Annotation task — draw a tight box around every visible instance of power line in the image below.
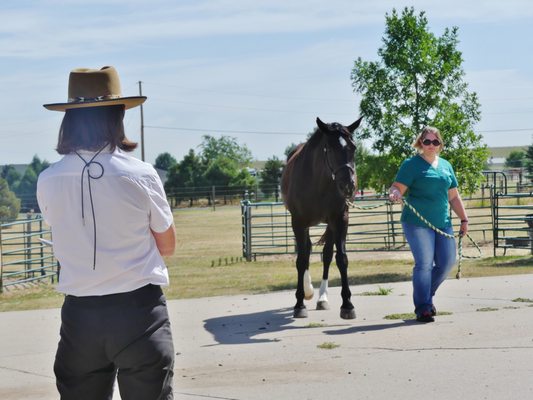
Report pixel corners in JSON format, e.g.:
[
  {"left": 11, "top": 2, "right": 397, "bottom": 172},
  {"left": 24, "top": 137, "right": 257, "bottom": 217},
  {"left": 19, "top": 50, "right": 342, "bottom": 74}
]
[
  {"left": 1, "top": 126, "right": 531, "bottom": 142},
  {"left": 144, "top": 125, "right": 307, "bottom": 136},
  {"left": 143, "top": 81, "right": 356, "bottom": 104},
  {"left": 147, "top": 97, "right": 351, "bottom": 117},
  {"left": 144, "top": 125, "right": 533, "bottom": 137},
  {"left": 477, "top": 128, "right": 533, "bottom": 133}
]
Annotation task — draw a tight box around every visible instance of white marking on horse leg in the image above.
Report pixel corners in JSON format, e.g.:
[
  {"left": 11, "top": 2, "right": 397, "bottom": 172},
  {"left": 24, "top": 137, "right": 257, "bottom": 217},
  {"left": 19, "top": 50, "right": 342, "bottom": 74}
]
[
  {"left": 318, "top": 279, "right": 329, "bottom": 303},
  {"left": 303, "top": 269, "right": 314, "bottom": 300}
]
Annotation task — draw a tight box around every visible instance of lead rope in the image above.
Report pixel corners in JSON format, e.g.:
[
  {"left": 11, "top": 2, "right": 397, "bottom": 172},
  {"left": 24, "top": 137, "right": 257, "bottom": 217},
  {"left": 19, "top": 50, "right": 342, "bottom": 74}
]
[
  {"left": 347, "top": 198, "right": 482, "bottom": 279},
  {"left": 74, "top": 145, "right": 107, "bottom": 270},
  {"left": 400, "top": 199, "right": 482, "bottom": 279}
]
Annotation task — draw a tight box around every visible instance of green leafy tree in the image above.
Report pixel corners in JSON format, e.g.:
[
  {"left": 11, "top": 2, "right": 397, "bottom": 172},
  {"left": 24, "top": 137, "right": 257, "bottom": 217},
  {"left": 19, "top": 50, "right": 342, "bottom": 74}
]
[
  {"left": 154, "top": 152, "right": 177, "bottom": 171},
  {"left": 260, "top": 156, "right": 284, "bottom": 198},
  {"left": 284, "top": 143, "right": 298, "bottom": 159},
  {"left": 1, "top": 165, "right": 21, "bottom": 191},
  {"left": 504, "top": 150, "right": 525, "bottom": 168},
  {"left": 352, "top": 140, "right": 375, "bottom": 193},
  {"left": 6, "top": 155, "right": 50, "bottom": 210},
  {"left": 29, "top": 155, "right": 50, "bottom": 175},
  {"left": 165, "top": 149, "right": 205, "bottom": 193},
  {"left": 204, "top": 157, "right": 238, "bottom": 187},
  {"left": 198, "top": 135, "right": 256, "bottom": 188},
  {"left": 164, "top": 149, "right": 207, "bottom": 206},
  {"left": 200, "top": 135, "right": 252, "bottom": 167},
  {"left": 351, "top": 7, "right": 489, "bottom": 194},
  {"left": 230, "top": 168, "right": 256, "bottom": 187},
  {"left": 164, "top": 136, "right": 257, "bottom": 206},
  {"left": 0, "top": 177, "right": 20, "bottom": 223}
]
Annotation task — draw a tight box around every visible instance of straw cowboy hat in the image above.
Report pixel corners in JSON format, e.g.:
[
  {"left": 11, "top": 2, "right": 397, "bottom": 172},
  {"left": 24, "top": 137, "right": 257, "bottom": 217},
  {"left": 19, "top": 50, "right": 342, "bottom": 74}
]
[{"left": 43, "top": 66, "right": 146, "bottom": 111}]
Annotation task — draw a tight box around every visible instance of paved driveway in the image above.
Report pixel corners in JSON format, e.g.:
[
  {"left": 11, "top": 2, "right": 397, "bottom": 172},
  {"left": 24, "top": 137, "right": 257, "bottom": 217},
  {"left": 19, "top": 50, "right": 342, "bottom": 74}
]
[{"left": 2, "top": 274, "right": 533, "bottom": 399}]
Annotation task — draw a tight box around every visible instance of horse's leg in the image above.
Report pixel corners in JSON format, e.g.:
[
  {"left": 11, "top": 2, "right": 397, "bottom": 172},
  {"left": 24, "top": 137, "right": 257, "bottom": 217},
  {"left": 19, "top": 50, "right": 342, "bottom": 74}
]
[
  {"left": 317, "top": 227, "right": 333, "bottom": 310},
  {"left": 293, "top": 221, "right": 311, "bottom": 318},
  {"left": 304, "top": 269, "right": 314, "bottom": 300},
  {"left": 334, "top": 216, "right": 356, "bottom": 320}
]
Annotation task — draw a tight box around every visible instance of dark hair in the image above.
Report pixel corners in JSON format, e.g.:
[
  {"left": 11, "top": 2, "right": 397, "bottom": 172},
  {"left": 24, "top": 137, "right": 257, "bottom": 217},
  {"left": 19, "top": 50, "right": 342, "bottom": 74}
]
[{"left": 56, "top": 105, "right": 137, "bottom": 154}]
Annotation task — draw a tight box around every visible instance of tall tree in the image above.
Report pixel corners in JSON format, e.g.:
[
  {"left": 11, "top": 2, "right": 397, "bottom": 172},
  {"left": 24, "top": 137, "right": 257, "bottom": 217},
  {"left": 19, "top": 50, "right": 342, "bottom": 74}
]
[
  {"left": 200, "top": 135, "right": 252, "bottom": 167},
  {"left": 260, "top": 156, "right": 284, "bottom": 198},
  {"left": 165, "top": 149, "right": 205, "bottom": 194},
  {"left": 352, "top": 140, "right": 374, "bottom": 193},
  {"left": 504, "top": 150, "right": 525, "bottom": 168},
  {"left": 1, "top": 165, "right": 21, "bottom": 190},
  {"left": 525, "top": 145, "right": 533, "bottom": 179},
  {"left": 0, "top": 177, "right": 20, "bottom": 223},
  {"left": 154, "top": 152, "right": 177, "bottom": 171},
  {"left": 199, "top": 135, "right": 256, "bottom": 187},
  {"left": 351, "top": 7, "right": 489, "bottom": 193}
]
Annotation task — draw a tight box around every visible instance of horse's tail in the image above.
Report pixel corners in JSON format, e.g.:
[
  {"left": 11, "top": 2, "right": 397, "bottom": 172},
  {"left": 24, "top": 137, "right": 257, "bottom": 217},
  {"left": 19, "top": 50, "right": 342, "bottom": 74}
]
[{"left": 315, "top": 229, "right": 327, "bottom": 246}]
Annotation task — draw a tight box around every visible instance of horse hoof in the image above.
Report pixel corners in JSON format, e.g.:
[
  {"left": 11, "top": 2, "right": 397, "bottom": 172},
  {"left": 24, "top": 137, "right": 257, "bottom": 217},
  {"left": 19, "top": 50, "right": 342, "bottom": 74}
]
[
  {"left": 316, "top": 301, "right": 330, "bottom": 310},
  {"left": 340, "top": 308, "right": 356, "bottom": 320},
  {"left": 293, "top": 307, "right": 308, "bottom": 318}
]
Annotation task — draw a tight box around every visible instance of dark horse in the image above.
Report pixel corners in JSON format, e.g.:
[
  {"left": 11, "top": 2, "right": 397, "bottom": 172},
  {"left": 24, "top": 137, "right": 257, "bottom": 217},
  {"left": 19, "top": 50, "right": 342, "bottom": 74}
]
[{"left": 281, "top": 117, "right": 362, "bottom": 319}]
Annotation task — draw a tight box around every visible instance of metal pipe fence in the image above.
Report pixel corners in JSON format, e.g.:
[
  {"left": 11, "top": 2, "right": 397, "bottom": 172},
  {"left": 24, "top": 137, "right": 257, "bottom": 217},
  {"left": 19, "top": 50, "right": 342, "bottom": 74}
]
[
  {"left": 0, "top": 215, "right": 58, "bottom": 292},
  {"left": 241, "top": 192, "right": 530, "bottom": 261},
  {"left": 167, "top": 184, "right": 281, "bottom": 209},
  {"left": 491, "top": 190, "right": 533, "bottom": 256}
]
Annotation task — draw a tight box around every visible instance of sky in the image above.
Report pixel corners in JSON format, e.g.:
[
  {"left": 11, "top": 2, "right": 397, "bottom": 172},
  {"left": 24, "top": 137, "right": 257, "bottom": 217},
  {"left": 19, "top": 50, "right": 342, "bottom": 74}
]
[{"left": 1, "top": 0, "right": 532, "bottom": 166}]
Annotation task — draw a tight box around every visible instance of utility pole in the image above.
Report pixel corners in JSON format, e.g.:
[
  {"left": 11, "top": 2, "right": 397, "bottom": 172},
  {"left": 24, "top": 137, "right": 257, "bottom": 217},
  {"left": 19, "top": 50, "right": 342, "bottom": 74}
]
[{"left": 138, "top": 81, "right": 145, "bottom": 161}]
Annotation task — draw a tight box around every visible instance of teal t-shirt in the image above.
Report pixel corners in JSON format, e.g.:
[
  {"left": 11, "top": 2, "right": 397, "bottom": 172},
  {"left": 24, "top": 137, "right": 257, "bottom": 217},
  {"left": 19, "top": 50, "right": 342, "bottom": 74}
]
[{"left": 395, "top": 154, "right": 458, "bottom": 229}]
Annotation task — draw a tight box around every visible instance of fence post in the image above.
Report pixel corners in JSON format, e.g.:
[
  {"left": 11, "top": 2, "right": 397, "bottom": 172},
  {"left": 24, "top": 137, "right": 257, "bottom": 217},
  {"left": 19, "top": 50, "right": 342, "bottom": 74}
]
[
  {"left": 241, "top": 201, "right": 253, "bottom": 261},
  {"left": 525, "top": 214, "right": 533, "bottom": 256},
  {"left": 388, "top": 201, "right": 396, "bottom": 249},
  {"left": 491, "top": 186, "right": 497, "bottom": 257},
  {"left": 25, "top": 211, "right": 33, "bottom": 279},
  {"left": 39, "top": 219, "right": 45, "bottom": 276},
  {"left": 211, "top": 186, "right": 216, "bottom": 211},
  {"left": 0, "top": 224, "right": 3, "bottom": 293}
]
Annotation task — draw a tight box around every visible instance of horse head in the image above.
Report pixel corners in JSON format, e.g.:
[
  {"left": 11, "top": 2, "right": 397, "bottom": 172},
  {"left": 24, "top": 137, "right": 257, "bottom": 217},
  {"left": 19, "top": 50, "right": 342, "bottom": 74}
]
[{"left": 316, "top": 117, "right": 362, "bottom": 199}]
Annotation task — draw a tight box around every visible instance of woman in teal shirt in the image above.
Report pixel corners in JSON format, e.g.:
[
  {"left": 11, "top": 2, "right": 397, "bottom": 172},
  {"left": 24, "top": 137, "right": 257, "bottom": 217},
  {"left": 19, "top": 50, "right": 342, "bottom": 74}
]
[{"left": 389, "top": 127, "right": 468, "bottom": 323}]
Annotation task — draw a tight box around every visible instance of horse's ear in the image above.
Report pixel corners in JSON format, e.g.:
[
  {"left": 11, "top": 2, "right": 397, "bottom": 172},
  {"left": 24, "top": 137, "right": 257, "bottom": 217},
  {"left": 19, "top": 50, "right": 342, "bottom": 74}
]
[
  {"left": 316, "top": 117, "right": 329, "bottom": 132},
  {"left": 347, "top": 117, "right": 363, "bottom": 133}
]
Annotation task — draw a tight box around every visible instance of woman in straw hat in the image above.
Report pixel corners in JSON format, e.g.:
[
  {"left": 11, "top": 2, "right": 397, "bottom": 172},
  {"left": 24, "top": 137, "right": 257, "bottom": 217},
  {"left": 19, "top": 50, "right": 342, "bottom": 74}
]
[{"left": 37, "top": 66, "right": 176, "bottom": 399}]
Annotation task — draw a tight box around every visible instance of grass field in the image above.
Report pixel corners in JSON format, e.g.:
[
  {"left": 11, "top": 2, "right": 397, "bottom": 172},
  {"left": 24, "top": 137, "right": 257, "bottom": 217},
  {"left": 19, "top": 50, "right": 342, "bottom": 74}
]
[
  {"left": 489, "top": 146, "right": 529, "bottom": 158},
  {"left": 1, "top": 205, "right": 532, "bottom": 312}
]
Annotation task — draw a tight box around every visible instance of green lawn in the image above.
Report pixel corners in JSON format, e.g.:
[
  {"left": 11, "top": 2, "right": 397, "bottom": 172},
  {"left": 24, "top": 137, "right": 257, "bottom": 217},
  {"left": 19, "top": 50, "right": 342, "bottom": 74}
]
[{"left": 1, "top": 205, "right": 532, "bottom": 312}]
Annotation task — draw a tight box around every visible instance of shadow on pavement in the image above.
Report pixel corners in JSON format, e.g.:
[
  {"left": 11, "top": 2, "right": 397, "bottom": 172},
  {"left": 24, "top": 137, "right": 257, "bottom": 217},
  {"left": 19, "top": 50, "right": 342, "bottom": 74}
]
[
  {"left": 203, "top": 306, "right": 419, "bottom": 345},
  {"left": 324, "top": 319, "right": 418, "bottom": 335},
  {"left": 203, "top": 307, "right": 300, "bottom": 345}
]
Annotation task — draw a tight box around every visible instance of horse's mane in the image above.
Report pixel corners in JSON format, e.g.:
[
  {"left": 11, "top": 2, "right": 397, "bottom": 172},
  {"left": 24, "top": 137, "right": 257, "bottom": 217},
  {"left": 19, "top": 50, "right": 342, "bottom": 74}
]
[
  {"left": 282, "top": 129, "right": 324, "bottom": 198},
  {"left": 286, "top": 128, "right": 323, "bottom": 163}
]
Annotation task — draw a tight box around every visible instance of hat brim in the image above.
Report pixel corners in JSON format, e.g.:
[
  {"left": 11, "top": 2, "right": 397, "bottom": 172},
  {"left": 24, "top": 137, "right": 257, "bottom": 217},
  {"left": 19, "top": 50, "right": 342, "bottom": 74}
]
[{"left": 43, "top": 96, "right": 147, "bottom": 111}]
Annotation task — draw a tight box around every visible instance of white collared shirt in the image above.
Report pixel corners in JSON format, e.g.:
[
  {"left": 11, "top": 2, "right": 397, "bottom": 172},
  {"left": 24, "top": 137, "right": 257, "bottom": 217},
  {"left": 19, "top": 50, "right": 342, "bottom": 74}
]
[{"left": 37, "top": 147, "right": 174, "bottom": 296}]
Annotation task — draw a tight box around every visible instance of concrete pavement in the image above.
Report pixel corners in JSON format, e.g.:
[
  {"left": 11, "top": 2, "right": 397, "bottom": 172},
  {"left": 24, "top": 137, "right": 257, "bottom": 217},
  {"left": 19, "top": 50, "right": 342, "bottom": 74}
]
[{"left": 2, "top": 274, "right": 533, "bottom": 399}]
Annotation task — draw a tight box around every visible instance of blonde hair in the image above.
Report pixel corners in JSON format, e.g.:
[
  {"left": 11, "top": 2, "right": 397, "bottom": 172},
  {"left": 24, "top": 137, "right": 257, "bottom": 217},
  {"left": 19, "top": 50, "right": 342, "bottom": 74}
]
[{"left": 412, "top": 126, "right": 444, "bottom": 153}]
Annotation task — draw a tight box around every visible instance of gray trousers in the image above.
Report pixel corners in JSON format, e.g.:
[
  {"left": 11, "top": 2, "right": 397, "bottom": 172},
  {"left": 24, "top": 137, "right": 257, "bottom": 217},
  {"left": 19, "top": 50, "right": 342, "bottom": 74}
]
[{"left": 54, "top": 284, "right": 174, "bottom": 400}]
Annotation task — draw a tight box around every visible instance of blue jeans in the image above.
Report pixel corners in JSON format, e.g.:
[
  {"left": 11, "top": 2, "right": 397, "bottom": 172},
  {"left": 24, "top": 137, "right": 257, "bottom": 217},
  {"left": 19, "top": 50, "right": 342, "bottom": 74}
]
[{"left": 402, "top": 222, "right": 456, "bottom": 316}]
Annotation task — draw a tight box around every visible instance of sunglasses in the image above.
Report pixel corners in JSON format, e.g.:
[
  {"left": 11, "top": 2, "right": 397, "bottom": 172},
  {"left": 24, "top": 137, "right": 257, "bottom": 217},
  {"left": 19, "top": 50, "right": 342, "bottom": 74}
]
[{"left": 422, "top": 139, "right": 441, "bottom": 146}]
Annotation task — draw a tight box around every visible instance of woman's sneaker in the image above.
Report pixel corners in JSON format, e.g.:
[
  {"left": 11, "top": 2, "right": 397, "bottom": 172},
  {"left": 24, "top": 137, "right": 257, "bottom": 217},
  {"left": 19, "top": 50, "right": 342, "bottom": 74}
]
[{"left": 416, "top": 311, "right": 435, "bottom": 323}]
